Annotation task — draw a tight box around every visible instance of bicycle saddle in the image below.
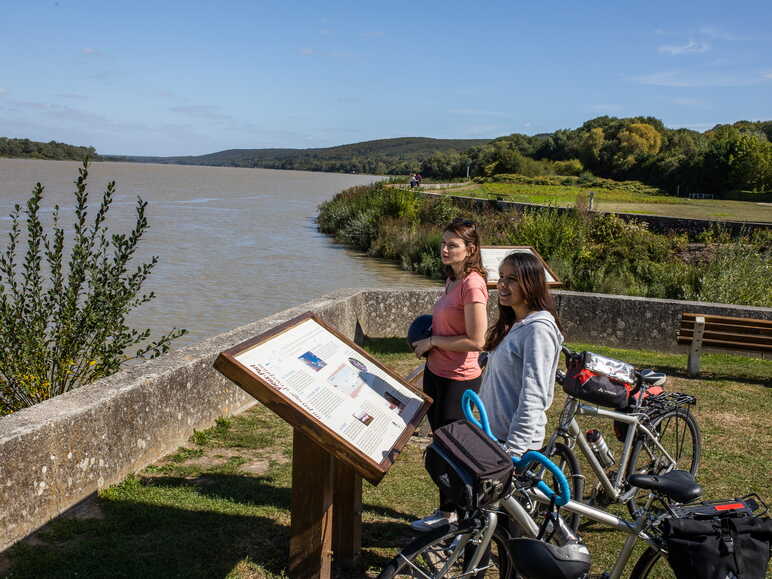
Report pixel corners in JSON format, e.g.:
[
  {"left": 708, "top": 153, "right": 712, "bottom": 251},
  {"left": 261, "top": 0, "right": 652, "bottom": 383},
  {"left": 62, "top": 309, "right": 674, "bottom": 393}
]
[
  {"left": 639, "top": 369, "right": 666, "bottom": 387},
  {"left": 628, "top": 469, "right": 702, "bottom": 503}
]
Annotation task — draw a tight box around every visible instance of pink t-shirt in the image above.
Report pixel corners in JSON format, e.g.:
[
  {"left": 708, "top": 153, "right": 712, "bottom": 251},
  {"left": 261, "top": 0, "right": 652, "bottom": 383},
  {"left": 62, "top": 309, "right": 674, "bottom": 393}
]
[{"left": 427, "top": 271, "right": 489, "bottom": 380}]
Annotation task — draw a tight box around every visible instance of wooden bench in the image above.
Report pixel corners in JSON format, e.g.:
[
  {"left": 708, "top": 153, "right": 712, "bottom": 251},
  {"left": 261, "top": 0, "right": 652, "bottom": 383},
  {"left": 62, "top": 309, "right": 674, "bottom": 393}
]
[{"left": 677, "top": 313, "right": 772, "bottom": 376}]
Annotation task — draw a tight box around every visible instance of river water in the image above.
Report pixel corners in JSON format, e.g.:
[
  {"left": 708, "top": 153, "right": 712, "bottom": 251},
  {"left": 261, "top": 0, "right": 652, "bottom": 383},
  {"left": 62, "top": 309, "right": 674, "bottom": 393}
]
[{"left": 0, "top": 159, "right": 437, "bottom": 346}]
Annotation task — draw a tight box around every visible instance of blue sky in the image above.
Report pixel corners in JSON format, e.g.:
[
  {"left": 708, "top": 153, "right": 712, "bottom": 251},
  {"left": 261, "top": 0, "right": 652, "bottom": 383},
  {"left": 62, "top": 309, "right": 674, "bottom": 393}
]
[{"left": 1, "top": 0, "right": 770, "bottom": 156}]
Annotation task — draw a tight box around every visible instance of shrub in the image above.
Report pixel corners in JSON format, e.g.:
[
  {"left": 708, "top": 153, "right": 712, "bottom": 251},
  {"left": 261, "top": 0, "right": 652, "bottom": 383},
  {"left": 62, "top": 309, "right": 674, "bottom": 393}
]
[
  {"left": 686, "top": 241, "right": 771, "bottom": 307},
  {"left": 0, "top": 161, "right": 186, "bottom": 414},
  {"left": 317, "top": 180, "right": 768, "bottom": 307}
]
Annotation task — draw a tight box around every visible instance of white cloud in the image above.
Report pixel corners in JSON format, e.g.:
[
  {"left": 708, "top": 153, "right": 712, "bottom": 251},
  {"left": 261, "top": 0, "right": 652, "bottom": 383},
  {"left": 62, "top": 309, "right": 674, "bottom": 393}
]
[
  {"left": 698, "top": 27, "right": 739, "bottom": 41},
  {"left": 763, "top": 71, "right": 772, "bottom": 80},
  {"left": 590, "top": 104, "right": 624, "bottom": 113},
  {"left": 0, "top": 88, "right": 7, "bottom": 96},
  {"left": 672, "top": 98, "right": 704, "bottom": 106},
  {"left": 57, "top": 93, "right": 88, "bottom": 100},
  {"left": 658, "top": 40, "right": 710, "bottom": 55},
  {"left": 448, "top": 108, "right": 511, "bottom": 118},
  {"left": 629, "top": 70, "right": 763, "bottom": 88},
  {"left": 301, "top": 48, "right": 314, "bottom": 56},
  {"left": 81, "top": 47, "right": 101, "bottom": 56}
]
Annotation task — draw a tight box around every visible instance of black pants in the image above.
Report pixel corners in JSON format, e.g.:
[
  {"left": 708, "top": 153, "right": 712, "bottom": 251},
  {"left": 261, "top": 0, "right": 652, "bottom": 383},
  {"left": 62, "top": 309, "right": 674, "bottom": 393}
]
[{"left": 423, "top": 365, "right": 482, "bottom": 512}]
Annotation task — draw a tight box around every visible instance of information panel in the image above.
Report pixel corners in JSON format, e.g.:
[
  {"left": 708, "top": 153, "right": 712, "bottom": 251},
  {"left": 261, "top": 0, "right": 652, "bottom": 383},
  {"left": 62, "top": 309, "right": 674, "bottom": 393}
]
[
  {"left": 214, "top": 312, "right": 431, "bottom": 484},
  {"left": 481, "top": 245, "right": 562, "bottom": 288}
]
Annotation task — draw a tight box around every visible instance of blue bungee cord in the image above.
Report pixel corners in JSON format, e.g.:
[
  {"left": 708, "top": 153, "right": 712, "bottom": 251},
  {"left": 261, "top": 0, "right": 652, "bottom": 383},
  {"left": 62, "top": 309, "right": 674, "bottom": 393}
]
[{"left": 461, "top": 389, "right": 571, "bottom": 507}]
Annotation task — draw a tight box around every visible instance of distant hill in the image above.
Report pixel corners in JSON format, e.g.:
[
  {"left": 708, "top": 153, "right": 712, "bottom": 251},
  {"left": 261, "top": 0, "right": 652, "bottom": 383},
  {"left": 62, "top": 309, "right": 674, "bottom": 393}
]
[{"left": 105, "top": 137, "right": 492, "bottom": 174}]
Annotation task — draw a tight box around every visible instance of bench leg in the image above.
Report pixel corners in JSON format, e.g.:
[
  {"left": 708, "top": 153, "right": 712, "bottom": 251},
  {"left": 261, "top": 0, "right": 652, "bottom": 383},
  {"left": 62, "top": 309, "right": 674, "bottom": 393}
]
[{"left": 687, "top": 316, "right": 705, "bottom": 378}]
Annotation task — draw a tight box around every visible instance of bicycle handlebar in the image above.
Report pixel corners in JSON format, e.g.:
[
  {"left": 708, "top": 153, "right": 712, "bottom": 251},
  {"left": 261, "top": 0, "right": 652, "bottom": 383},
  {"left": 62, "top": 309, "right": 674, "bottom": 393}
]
[{"left": 461, "top": 390, "right": 571, "bottom": 507}]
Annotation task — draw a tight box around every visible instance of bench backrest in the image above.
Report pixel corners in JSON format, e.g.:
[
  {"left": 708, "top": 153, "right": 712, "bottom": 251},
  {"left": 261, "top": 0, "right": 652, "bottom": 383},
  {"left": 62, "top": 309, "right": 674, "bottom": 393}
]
[{"left": 678, "top": 313, "right": 772, "bottom": 352}]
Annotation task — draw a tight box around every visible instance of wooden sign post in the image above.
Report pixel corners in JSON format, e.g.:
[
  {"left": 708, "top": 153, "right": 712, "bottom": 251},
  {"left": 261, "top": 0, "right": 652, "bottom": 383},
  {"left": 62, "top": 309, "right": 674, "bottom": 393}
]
[
  {"left": 480, "top": 245, "right": 562, "bottom": 289},
  {"left": 215, "top": 313, "right": 431, "bottom": 578}
]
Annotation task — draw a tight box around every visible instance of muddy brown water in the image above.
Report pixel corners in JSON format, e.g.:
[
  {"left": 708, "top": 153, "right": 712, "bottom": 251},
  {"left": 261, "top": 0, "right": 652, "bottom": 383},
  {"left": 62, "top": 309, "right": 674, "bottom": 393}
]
[{"left": 0, "top": 159, "right": 438, "bottom": 346}]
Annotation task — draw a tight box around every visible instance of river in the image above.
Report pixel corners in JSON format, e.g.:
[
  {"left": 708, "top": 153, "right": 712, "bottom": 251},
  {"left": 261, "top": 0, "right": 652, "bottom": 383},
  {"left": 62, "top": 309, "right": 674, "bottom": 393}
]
[{"left": 0, "top": 159, "right": 437, "bottom": 346}]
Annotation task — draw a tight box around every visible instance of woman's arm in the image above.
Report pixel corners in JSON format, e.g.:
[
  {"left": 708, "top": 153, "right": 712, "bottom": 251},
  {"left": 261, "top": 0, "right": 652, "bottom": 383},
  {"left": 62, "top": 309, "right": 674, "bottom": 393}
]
[
  {"left": 413, "top": 302, "right": 487, "bottom": 357},
  {"left": 503, "top": 323, "right": 559, "bottom": 458}
]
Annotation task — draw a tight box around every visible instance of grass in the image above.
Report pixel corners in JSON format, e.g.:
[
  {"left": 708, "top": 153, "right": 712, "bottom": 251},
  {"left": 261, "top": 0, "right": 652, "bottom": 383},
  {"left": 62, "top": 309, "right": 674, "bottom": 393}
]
[
  {"left": 2, "top": 340, "right": 770, "bottom": 578},
  {"left": 439, "top": 182, "right": 772, "bottom": 223}
]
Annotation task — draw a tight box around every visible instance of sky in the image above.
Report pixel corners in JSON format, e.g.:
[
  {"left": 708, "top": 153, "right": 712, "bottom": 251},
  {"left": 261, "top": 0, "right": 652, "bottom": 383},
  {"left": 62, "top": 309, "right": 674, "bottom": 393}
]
[{"left": 1, "top": 0, "right": 771, "bottom": 156}]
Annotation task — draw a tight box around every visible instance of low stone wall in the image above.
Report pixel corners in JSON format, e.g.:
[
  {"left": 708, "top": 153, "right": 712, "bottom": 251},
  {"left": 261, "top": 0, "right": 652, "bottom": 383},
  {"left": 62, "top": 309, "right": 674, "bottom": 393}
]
[
  {"left": 358, "top": 288, "right": 772, "bottom": 353},
  {"left": 0, "top": 289, "right": 364, "bottom": 552},
  {"left": 418, "top": 191, "right": 772, "bottom": 237},
  {"left": 1, "top": 287, "right": 769, "bottom": 550}
]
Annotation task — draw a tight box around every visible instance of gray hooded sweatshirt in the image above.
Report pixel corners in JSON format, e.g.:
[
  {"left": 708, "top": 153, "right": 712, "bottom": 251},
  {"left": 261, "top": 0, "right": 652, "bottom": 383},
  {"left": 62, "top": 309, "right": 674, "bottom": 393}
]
[{"left": 479, "top": 310, "right": 563, "bottom": 459}]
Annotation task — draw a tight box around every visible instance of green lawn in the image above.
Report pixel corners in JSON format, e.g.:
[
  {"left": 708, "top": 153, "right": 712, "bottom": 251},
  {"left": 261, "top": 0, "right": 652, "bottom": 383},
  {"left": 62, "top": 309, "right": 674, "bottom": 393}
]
[
  {"left": 439, "top": 182, "right": 772, "bottom": 223},
  {"left": 2, "top": 341, "right": 770, "bottom": 578}
]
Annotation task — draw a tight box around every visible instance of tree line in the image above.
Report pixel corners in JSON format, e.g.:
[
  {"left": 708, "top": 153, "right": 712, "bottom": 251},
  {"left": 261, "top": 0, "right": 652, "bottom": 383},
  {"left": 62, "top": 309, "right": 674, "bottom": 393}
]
[
  {"left": 420, "top": 118, "right": 772, "bottom": 198},
  {"left": 0, "top": 137, "right": 98, "bottom": 161}
]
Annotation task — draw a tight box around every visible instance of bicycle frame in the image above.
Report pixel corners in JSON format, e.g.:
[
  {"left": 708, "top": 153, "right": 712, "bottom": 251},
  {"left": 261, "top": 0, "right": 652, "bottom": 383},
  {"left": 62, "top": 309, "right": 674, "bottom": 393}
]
[
  {"left": 501, "top": 487, "right": 662, "bottom": 579},
  {"left": 548, "top": 398, "right": 680, "bottom": 504},
  {"left": 438, "top": 486, "right": 663, "bottom": 579}
]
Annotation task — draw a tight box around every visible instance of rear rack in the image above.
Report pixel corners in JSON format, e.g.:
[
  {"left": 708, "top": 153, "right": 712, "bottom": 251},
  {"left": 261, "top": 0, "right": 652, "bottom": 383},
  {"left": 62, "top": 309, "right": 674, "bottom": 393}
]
[
  {"left": 669, "top": 493, "right": 768, "bottom": 520},
  {"left": 643, "top": 392, "right": 697, "bottom": 411}
]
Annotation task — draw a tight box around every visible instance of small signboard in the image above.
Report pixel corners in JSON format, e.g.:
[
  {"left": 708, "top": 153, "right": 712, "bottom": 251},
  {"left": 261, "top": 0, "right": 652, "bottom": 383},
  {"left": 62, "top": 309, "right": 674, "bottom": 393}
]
[
  {"left": 481, "top": 245, "right": 562, "bottom": 289},
  {"left": 214, "top": 312, "right": 431, "bottom": 485}
]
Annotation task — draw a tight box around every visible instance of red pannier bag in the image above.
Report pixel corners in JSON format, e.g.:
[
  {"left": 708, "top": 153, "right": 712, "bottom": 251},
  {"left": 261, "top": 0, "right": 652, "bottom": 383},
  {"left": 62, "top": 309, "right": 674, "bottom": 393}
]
[{"left": 562, "top": 351, "right": 635, "bottom": 410}]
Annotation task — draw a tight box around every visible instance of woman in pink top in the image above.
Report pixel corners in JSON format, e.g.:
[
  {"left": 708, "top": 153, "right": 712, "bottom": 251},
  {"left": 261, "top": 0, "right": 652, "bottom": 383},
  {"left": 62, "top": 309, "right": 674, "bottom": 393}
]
[{"left": 410, "top": 217, "right": 489, "bottom": 531}]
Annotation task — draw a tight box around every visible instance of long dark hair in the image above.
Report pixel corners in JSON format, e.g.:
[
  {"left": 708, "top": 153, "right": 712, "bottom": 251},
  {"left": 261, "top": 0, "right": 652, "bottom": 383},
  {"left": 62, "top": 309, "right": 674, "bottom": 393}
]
[
  {"left": 442, "top": 218, "right": 486, "bottom": 281},
  {"left": 484, "top": 252, "right": 560, "bottom": 350}
]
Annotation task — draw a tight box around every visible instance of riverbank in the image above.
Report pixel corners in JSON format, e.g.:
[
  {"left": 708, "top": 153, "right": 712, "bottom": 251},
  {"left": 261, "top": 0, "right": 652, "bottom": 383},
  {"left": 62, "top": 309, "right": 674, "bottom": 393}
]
[{"left": 317, "top": 182, "right": 771, "bottom": 307}]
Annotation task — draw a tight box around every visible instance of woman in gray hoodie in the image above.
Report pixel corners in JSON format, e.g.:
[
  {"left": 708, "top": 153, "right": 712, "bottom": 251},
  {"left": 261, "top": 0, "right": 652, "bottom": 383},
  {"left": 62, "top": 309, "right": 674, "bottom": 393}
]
[{"left": 479, "top": 252, "right": 564, "bottom": 459}]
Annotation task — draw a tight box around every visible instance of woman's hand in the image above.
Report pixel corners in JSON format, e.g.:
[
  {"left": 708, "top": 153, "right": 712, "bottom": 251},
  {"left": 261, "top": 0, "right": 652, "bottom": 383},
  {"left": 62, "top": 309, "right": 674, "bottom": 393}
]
[{"left": 412, "top": 337, "right": 433, "bottom": 358}]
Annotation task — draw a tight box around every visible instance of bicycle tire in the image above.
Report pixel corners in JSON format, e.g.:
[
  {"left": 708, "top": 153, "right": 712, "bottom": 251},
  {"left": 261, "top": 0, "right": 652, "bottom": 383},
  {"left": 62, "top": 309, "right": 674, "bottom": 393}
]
[
  {"left": 626, "top": 409, "right": 701, "bottom": 517},
  {"left": 629, "top": 545, "right": 676, "bottom": 578},
  {"left": 377, "top": 520, "right": 515, "bottom": 578},
  {"left": 628, "top": 408, "right": 701, "bottom": 477},
  {"left": 539, "top": 442, "right": 582, "bottom": 532}
]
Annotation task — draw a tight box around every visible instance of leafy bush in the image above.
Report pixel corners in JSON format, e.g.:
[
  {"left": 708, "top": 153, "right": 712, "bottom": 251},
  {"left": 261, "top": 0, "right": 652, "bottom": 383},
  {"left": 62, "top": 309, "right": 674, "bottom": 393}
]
[
  {"left": 0, "top": 161, "right": 186, "bottom": 414},
  {"left": 686, "top": 241, "right": 771, "bottom": 306},
  {"left": 318, "top": 182, "right": 770, "bottom": 307}
]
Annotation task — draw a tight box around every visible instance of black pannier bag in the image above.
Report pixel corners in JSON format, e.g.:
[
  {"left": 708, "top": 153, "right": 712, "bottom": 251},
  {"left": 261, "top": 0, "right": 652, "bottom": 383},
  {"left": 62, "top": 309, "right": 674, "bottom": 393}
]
[
  {"left": 663, "top": 500, "right": 772, "bottom": 579},
  {"left": 424, "top": 419, "right": 513, "bottom": 512},
  {"left": 562, "top": 351, "right": 635, "bottom": 409}
]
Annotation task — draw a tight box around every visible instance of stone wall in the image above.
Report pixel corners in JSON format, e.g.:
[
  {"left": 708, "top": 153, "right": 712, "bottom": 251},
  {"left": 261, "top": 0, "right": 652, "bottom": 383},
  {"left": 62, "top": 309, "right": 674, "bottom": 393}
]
[
  {"left": 358, "top": 288, "right": 772, "bottom": 353},
  {"left": 0, "top": 289, "right": 363, "bottom": 552},
  {"left": 1, "top": 287, "right": 769, "bottom": 550},
  {"left": 418, "top": 191, "right": 772, "bottom": 237}
]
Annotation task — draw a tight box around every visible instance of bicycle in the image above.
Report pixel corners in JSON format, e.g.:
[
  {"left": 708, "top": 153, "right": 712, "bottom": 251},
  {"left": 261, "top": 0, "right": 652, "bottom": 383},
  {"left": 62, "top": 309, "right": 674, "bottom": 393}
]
[
  {"left": 541, "top": 347, "right": 701, "bottom": 521},
  {"left": 378, "top": 391, "right": 766, "bottom": 579}
]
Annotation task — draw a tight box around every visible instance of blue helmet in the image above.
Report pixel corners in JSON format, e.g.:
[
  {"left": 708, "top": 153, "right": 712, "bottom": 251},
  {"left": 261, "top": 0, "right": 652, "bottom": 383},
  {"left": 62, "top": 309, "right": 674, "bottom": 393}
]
[{"left": 407, "top": 314, "right": 433, "bottom": 354}]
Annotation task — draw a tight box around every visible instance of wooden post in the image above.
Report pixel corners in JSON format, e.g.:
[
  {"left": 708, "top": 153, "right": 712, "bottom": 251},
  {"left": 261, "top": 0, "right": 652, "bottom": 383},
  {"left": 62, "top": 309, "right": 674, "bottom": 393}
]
[
  {"left": 687, "top": 316, "right": 705, "bottom": 378},
  {"left": 332, "top": 462, "right": 362, "bottom": 570},
  {"left": 289, "top": 429, "right": 334, "bottom": 579}
]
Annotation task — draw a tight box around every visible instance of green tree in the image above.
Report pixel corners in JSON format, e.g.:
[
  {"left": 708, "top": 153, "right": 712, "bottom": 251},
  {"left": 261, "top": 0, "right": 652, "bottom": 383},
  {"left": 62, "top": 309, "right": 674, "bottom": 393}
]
[{"left": 0, "top": 160, "right": 186, "bottom": 414}]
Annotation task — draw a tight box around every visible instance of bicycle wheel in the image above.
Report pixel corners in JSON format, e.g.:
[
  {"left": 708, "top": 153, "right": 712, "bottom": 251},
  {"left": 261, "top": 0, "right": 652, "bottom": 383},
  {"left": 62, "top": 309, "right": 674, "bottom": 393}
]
[
  {"left": 630, "top": 546, "right": 676, "bottom": 578},
  {"left": 538, "top": 442, "right": 582, "bottom": 532},
  {"left": 628, "top": 409, "right": 701, "bottom": 477},
  {"left": 626, "top": 409, "right": 701, "bottom": 517},
  {"left": 377, "top": 520, "right": 515, "bottom": 578}
]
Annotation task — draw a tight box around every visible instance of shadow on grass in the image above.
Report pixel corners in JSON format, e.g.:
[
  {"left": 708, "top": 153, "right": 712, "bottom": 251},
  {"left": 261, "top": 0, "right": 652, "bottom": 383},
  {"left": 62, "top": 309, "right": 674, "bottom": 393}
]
[{"left": 5, "top": 473, "right": 418, "bottom": 578}]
